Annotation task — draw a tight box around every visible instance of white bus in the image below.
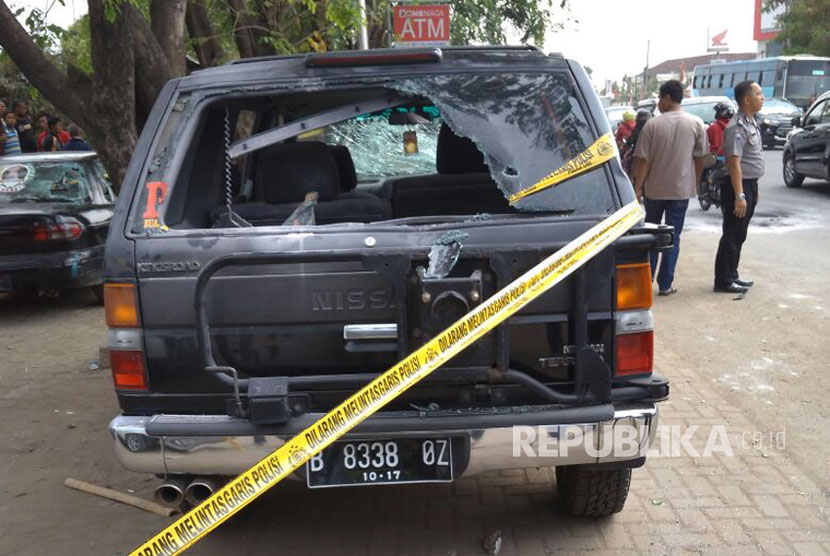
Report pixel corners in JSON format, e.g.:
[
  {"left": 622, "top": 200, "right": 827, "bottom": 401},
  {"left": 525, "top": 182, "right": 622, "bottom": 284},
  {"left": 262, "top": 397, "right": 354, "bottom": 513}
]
[{"left": 691, "top": 56, "right": 830, "bottom": 109}]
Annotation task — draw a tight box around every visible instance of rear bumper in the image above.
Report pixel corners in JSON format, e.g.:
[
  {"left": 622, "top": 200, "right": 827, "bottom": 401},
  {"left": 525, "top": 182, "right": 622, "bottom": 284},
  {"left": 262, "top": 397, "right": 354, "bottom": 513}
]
[
  {"left": 109, "top": 402, "right": 659, "bottom": 477},
  {"left": 0, "top": 245, "right": 104, "bottom": 291}
]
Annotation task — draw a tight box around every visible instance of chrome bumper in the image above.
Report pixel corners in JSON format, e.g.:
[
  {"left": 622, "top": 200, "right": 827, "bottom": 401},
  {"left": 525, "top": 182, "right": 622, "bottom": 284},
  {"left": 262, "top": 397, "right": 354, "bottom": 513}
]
[{"left": 109, "top": 403, "right": 659, "bottom": 477}]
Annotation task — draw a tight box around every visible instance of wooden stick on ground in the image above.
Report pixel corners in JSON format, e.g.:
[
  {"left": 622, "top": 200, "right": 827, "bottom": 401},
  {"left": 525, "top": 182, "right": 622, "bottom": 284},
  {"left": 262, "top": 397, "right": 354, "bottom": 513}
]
[{"left": 63, "top": 478, "right": 177, "bottom": 518}]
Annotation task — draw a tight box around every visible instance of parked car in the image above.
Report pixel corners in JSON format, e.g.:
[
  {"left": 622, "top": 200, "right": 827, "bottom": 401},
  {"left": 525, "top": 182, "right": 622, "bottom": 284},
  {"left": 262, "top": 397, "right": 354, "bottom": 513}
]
[
  {"left": 0, "top": 152, "right": 115, "bottom": 300},
  {"left": 758, "top": 98, "right": 803, "bottom": 149},
  {"left": 783, "top": 91, "right": 830, "bottom": 187},
  {"left": 635, "top": 98, "right": 657, "bottom": 115},
  {"left": 679, "top": 96, "right": 736, "bottom": 126},
  {"left": 604, "top": 105, "right": 634, "bottom": 132},
  {"left": 105, "top": 46, "right": 671, "bottom": 517}
]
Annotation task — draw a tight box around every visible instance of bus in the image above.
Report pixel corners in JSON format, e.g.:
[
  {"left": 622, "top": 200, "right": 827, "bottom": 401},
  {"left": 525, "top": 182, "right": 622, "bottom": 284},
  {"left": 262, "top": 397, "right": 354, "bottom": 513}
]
[{"left": 691, "top": 56, "right": 830, "bottom": 109}]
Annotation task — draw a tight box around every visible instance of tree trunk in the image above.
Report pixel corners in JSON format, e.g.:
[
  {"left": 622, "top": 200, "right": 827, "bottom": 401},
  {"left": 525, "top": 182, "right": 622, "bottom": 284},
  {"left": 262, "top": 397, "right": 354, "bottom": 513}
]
[
  {"left": 150, "top": 0, "right": 187, "bottom": 76},
  {"left": 131, "top": 5, "right": 175, "bottom": 126},
  {"left": 85, "top": 0, "right": 138, "bottom": 190},
  {"left": 227, "top": 0, "right": 275, "bottom": 58},
  {"left": 186, "top": 0, "right": 225, "bottom": 67}
]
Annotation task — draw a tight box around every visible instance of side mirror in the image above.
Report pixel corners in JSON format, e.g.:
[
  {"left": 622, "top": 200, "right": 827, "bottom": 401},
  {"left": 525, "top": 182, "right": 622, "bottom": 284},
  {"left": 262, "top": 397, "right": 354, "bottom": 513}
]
[{"left": 791, "top": 116, "right": 801, "bottom": 128}]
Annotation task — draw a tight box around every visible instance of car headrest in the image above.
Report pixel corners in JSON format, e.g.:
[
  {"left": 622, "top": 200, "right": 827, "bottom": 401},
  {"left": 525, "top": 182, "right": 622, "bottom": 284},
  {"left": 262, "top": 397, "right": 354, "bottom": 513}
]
[
  {"left": 436, "top": 123, "right": 488, "bottom": 174},
  {"left": 328, "top": 144, "right": 357, "bottom": 192},
  {"left": 256, "top": 142, "right": 340, "bottom": 203}
]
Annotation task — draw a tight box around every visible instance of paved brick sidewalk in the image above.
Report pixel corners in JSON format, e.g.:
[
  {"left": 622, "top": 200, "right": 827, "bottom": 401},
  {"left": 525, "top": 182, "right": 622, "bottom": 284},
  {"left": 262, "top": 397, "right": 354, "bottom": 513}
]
[
  {"left": 2, "top": 295, "right": 828, "bottom": 555},
  {"left": 190, "top": 356, "right": 829, "bottom": 556}
]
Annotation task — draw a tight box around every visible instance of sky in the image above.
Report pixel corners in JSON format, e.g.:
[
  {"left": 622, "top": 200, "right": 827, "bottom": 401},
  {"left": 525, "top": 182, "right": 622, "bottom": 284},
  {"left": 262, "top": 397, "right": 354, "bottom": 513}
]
[
  {"left": 12, "top": 0, "right": 86, "bottom": 28},
  {"left": 11, "top": 0, "right": 759, "bottom": 88},
  {"left": 543, "top": 0, "right": 759, "bottom": 88}
]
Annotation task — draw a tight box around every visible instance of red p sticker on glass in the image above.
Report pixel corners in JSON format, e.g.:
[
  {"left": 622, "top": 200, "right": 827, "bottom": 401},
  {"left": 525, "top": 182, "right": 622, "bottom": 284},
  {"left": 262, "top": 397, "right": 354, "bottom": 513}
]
[{"left": 143, "top": 181, "right": 168, "bottom": 230}]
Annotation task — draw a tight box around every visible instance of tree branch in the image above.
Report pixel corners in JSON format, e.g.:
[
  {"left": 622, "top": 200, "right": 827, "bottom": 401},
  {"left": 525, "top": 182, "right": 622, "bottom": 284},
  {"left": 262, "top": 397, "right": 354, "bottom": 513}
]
[{"left": 0, "top": 0, "right": 87, "bottom": 126}]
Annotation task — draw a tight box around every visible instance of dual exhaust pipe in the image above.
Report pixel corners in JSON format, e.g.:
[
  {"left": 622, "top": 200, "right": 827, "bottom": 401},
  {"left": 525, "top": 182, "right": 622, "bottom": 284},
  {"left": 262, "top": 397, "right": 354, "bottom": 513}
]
[{"left": 154, "top": 475, "right": 226, "bottom": 508}]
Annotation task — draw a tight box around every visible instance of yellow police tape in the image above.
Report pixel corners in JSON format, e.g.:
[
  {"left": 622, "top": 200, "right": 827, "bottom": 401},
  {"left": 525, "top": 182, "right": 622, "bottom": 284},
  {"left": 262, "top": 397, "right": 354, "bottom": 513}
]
[
  {"left": 508, "top": 132, "right": 617, "bottom": 204},
  {"left": 130, "top": 199, "right": 643, "bottom": 556}
]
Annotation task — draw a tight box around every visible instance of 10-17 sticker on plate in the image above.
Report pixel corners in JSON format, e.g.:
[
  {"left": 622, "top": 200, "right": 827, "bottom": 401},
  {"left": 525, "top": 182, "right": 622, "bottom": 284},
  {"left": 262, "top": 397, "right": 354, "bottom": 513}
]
[{"left": 307, "top": 437, "right": 453, "bottom": 488}]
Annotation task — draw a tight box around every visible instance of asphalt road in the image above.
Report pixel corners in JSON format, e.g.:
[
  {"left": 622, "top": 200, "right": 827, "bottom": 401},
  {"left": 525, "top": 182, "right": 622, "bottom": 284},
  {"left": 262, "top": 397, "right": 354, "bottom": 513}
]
[{"left": 684, "top": 146, "right": 830, "bottom": 234}]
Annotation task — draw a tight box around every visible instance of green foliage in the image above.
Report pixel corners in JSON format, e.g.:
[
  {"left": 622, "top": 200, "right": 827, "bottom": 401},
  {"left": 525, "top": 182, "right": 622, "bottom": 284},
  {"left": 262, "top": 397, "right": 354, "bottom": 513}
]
[
  {"left": 7, "top": 0, "right": 66, "bottom": 52},
  {"left": 61, "top": 15, "right": 92, "bottom": 74},
  {"left": 764, "top": 0, "right": 830, "bottom": 57},
  {"left": 0, "top": 56, "right": 58, "bottom": 117},
  {"left": 450, "top": 0, "right": 566, "bottom": 47}
]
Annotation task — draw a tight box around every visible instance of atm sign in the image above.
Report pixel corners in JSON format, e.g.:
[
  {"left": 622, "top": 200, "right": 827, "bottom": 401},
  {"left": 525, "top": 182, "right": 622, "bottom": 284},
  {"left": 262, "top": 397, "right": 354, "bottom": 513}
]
[{"left": 393, "top": 4, "right": 450, "bottom": 46}]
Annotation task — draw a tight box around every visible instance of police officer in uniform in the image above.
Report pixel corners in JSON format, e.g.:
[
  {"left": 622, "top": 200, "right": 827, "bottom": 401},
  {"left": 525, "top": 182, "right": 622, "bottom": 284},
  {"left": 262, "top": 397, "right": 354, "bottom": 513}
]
[{"left": 714, "top": 80, "right": 765, "bottom": 294}]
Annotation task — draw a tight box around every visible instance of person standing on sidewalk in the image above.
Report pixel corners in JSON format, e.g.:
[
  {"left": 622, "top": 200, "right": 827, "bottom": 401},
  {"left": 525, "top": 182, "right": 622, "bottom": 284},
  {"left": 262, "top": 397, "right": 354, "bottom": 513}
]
[
  {"left": 713, "top": 81, "right": 765, "bottom": 294},
  {"left": 632, "top": 80, "right": 708, "bottom": 296}
]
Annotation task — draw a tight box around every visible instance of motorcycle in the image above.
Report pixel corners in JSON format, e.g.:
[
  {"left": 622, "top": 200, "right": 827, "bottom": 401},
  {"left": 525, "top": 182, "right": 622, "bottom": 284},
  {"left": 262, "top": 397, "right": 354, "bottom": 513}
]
[{"left": 698, "top": 154, "right": 726, "bottom": 211}]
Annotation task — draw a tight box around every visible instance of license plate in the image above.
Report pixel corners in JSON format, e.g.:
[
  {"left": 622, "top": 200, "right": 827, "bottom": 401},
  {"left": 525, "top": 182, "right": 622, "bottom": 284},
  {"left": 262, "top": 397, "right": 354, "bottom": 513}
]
[
  {"left": 306, "top": 437, "right": 453, "bottom": 488},
  {"left": 0, "top": 273, "right": 11, "bottom": 292}
]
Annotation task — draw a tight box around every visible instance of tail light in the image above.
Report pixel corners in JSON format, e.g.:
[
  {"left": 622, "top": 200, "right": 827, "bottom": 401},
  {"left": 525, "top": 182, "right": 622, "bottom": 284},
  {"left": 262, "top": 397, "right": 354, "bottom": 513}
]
[
  {"left": 616, "top": 331, "right": 653, "bottom": 376},
  {"left": 105, "top": 284, "right": 140, "bottom": 327},
  {"left": 614, "top": 263, "right": 653, "bottom": 376},
  {"left": 616, "top": 262, "right": 652, "bottom": 310},
  {"left": 105, "top": 283, "right": 148, "bottom": 391},
  {"left": 33, "top": 217, "right": 84, "bottom": 241},
  {"left": 110, "top": 349, "right": 148, "bottom": 390}
]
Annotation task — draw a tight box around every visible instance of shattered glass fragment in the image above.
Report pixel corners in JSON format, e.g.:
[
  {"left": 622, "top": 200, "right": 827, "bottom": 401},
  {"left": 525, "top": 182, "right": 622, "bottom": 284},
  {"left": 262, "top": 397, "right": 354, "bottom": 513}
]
[
  {"left": 422, "top": 230, "right": 468, "bottom": 279},
  {"left": 283, "top": 192, "right": 319, "bottom": 226},
  {"left": 321, "top": 119, "right": 440, "bottom": 177}
]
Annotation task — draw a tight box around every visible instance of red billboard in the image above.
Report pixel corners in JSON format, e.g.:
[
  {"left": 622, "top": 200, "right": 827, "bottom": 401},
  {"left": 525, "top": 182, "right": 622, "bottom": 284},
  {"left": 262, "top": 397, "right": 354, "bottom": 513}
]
[
  {"left": 754, "top": 0, "right": 783, "bottom": 41},
  {"left": 393, "top": 4, "right": 450, "bottom": 46}
]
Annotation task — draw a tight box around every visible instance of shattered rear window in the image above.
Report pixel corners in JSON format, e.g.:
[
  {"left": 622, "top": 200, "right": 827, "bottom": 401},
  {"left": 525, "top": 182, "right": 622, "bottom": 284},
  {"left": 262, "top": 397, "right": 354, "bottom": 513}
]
[
  {"left": 395, "top": 73, "right": 612, "bottom": 213},
  {"left": 134, "top": 70, "right": 617, "bottom": 233}
]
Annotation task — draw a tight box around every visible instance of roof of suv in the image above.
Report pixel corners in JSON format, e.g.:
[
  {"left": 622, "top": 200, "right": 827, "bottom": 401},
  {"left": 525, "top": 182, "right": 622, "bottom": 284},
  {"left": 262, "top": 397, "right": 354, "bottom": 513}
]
[
  {"left": 0, "top": 152, "right": 97, "bottom": 164},
  {"left": 179, "top": 46, "right": 569, "bottom": 89}
]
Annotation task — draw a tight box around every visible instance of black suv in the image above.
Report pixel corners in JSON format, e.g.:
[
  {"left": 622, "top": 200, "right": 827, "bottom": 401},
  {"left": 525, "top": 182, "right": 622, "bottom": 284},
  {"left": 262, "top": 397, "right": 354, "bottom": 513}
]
[
  {"left": 784, "top": 91, "right": 830, "bottom": 187},
  {"left": 104, "top": 47, "right": 670, "bottom": 517}
]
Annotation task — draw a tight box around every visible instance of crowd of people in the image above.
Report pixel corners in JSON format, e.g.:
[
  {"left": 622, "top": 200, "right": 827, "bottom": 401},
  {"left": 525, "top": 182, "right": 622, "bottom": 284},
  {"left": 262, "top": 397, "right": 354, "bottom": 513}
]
[{"left": 0, "top": 98, "right": 91, "bottom": 156}]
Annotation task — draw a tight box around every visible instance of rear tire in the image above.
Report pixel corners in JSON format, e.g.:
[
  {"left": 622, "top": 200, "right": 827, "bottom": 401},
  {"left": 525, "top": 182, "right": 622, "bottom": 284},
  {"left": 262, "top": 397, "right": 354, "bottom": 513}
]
[
  {"left": 555, "top": 465, "right": 632, "bottom": 517},
  {"left": 698, "top": 195, "right": 712, "bottom": 211},
  {"left": 91, "top": 284, "right": 105, "bottom": 305},
  {"left": 783, "top": 153, "right": 804, "bottom": 188}
]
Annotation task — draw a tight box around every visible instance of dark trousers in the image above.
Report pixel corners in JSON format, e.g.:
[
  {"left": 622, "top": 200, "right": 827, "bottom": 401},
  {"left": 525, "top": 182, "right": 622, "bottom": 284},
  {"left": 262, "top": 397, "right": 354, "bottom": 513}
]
[
  {"left": 714, "top": 179, "right": 758, "bottom": 287},
  {"left": 644, "top": 198, "right": 689, "bottom": 292}
]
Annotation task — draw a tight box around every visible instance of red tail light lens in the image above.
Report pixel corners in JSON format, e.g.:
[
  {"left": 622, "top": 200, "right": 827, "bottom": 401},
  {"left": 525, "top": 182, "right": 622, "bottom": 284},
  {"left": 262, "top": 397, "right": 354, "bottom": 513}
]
[
  {"left": 110, "top": 350, "right": 148, "bottom": 390},
  {"left": 616, "top": 331, "right": 653, "bottom": 376},
  {"left": 33, "top": 218, "right": 84, "bottom": 241}
]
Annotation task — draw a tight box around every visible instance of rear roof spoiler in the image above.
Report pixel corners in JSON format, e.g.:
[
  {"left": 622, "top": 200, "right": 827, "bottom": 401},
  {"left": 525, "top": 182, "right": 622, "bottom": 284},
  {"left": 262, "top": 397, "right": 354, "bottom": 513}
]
[{"left": 305, "top": 48, "right": 442, "bottom": 68}]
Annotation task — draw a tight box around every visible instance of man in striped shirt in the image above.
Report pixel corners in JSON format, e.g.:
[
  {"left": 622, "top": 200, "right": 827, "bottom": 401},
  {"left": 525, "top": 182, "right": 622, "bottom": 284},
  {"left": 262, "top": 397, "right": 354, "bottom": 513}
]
[{"left": 1, "top": 112, "right": 22, "bottom": 156}]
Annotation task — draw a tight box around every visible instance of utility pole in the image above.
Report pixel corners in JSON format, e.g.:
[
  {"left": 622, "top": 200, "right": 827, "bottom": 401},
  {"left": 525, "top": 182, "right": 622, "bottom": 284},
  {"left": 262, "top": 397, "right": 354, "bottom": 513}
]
[
  {"left": 357, "top": 0, "right": 369, "bottom": 49},
  {"left": 642, "top": 40, "right": 650, "bottom": 100}
]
